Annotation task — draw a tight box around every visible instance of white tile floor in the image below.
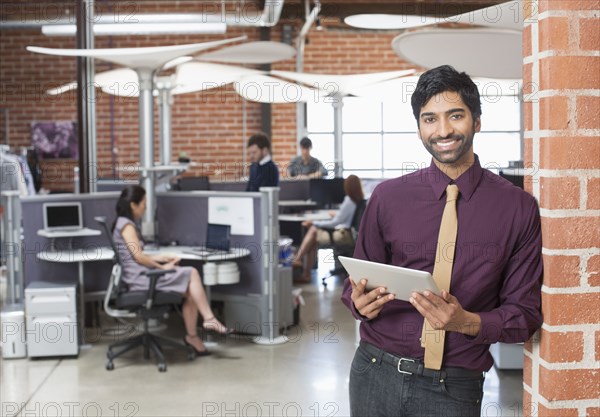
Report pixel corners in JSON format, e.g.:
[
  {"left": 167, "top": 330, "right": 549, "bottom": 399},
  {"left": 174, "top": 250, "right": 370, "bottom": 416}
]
[{"left": 1, "top": 257, "right": 524, "bottom": 417}]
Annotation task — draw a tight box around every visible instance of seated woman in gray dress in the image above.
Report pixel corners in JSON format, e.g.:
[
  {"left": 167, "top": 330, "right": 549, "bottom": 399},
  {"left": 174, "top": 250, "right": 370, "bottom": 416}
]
[{"left": 112, "top": 185, "right": 231, "bottom": 355}]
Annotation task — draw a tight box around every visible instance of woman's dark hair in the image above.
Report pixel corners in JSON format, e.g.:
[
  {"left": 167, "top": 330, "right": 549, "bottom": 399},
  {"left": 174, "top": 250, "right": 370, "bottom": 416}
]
[
  {"left": 112, "top": 185, "right": 146, "bottom": 231},
  {"left": 344, "top": 175, "right": 364, "bottom": 205},
  {"left": 411, "top": 65, "right": 481, "bottom": 126}
]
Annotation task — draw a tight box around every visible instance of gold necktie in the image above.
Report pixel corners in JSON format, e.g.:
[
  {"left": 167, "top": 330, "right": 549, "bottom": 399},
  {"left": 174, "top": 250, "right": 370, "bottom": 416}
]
[{"left": 421, "top": 184, "right": 460, "bottom": 370}]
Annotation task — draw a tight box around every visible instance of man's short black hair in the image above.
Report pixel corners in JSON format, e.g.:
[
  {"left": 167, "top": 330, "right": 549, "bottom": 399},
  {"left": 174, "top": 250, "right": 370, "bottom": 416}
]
[
  {"left": 299, "top": 137, "right": 312, "bottom": 149},
  {"left": 411, "top": 65, "right": 481, "bottom": 126},
  {"left": 247, "top": 132, "right": 271, "bottom": 151}
]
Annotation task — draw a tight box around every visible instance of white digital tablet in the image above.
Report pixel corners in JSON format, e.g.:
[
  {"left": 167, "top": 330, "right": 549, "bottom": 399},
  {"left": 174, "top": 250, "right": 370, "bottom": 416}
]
[{"left": 338, "top": 256, "right": 440, "bottom": 301}]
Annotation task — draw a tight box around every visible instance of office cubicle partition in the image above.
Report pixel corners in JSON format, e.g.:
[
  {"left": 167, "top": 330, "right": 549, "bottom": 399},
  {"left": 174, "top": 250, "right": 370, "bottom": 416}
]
[
  {"left": 22, "top": 188, "right": 284, "bottom": 338},
  {"left": 156, "top": 188, "right": 284, "bottom": 338},
  {"left": 21, "top": 192, "right": 119, "bottom": 293}
]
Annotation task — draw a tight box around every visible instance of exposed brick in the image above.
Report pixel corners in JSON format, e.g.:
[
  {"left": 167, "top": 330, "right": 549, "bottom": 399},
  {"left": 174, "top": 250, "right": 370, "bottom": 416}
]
[
  {"left": 540, "top": 177, "right": 580, "bottom": 209},
  {"left": 539, "top": 329, "right": 584, "bottom": 363},
  {"left": 539, "top": 365, "right": 600, "bottom": 400},
  {"left": 540, "top": 137, "right": 600, "bottom": 170},
  {"left": 596, "top": 331, "right": 600, "bottom": 362},
  {"left": 539, "top": 0, "right": 600, "bottom": 12},
  {"left": 523, "top": 390, "right": 534, "bottom": 417},
  {"left": 523, "top": 62, "right": 535, "bottom": 100},
  {"left": 538, "top": 404, "right": 579, "bottom": 417},
  {"left": 524, "top": 101, "right": 533, "bottom": 131},
  {"left": 543, "top": 254, "right": 581, "bottom": 287},
  {"left": 524, "top": 338, "right": 534, "bottom": 353},
  {"left": 539, "top": 17, "right": 570, "bottom": 52},
  {"left": 587, "top": 406, "right": 600, "bottom": 417},
  {"left": 580, "top": 18, "right": 600, "bottom": 51},
  {"left": 523, "top": 24, "right": 532, "bottom": 58},
  {"left": 541, "top": 216, "right": 600, "bottom": 250},
  {"left": 540, "top": 56, "right": 600, "bottom": 90},
  {"left": 577, "top": 96, "right": 600, "bottom": 130},
  {"left": 523, "top": 354, "right": 533, "bottom": 387},
  {"left": 540, "top": 95, "right": 570, "bottom": 131},
  {"left": 589, "top": 255, "right": 600, "bottom": 287},
  {"left": 542, "top": 292, "right": 600, "bottom": 325}
]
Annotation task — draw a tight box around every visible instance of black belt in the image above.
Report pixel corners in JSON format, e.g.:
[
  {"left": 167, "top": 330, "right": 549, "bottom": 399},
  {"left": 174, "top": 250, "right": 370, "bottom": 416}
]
[{"left": 360, "top": 341, "right": 483, "bottom": 382}]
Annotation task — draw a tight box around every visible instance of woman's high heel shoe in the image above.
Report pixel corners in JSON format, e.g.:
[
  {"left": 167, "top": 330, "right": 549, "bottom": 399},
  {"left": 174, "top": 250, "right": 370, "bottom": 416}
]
[
  {"left": 202, "top": 316, "right": 234, "bottom": 335},
  {"left": 183, "top": 335, "right": 211, "bottom": 356}
]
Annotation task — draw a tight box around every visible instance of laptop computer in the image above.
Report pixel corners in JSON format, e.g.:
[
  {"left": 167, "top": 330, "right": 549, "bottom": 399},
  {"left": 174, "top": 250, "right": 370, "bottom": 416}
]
[
  {"left": 188, "top": 224, "right": 231, "bottom": 256},
  {"left": 43, "top": 202, "right": 83, "bottom": 232}
]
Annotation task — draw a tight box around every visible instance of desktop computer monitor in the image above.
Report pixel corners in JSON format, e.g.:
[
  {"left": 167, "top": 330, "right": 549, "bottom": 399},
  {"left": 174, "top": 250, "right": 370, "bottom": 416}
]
[
  {"left": 309, "top": 178, "right": 345, "bottom": 207},
  {"left": 177, "top": 176, "right": 210, "bottom": 191}
]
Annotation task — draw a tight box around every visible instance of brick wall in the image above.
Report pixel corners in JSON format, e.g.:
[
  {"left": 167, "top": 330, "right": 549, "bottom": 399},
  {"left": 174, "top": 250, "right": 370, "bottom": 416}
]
[{"left": 523, "top": 1, "right": 600, "bottom": 416}]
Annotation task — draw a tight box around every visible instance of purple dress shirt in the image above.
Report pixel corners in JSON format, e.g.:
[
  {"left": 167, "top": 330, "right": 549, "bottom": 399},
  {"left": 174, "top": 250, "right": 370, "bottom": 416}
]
[{"left": 341, "top": 157, "right": 543, "bottom": 372}]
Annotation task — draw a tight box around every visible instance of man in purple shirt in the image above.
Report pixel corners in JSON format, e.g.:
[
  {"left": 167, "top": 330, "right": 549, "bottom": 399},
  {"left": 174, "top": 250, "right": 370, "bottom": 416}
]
[{"left": 341, "top": 65, "right": 542, "bottom": 417}]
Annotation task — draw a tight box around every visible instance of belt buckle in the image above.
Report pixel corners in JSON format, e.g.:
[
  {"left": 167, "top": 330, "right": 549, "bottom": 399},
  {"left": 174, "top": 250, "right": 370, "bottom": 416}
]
[{"left": 397, "top": 357, "right": 415, "bottom": 375}]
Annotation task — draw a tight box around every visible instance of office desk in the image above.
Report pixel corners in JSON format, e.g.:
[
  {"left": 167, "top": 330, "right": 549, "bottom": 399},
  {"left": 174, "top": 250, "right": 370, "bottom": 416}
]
[
  {"left": 279, "top": 211, "right": 333, "bottom": 245},
  {"left": 279, "top": 200, "right": 318, "bottom": 213},
  {"left": 144, "top": 246, "right": 251, "bottom": 262},
  {"left": 279, "top": 211, "right": 333, "bottom": 222},
  {"left": 37, "top": 247, "right": 115, "bottom": 344}
]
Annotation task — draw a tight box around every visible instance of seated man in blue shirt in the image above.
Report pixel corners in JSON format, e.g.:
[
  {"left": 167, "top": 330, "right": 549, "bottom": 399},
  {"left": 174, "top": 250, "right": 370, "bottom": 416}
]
[{"left": 246, "top": 133, "right": 279, "bottom": 192}]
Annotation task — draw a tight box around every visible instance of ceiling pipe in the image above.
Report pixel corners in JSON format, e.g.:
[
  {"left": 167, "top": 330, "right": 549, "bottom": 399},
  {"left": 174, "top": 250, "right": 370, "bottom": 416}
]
[
  {"left": 295, "top": 0, "right": 321, "bottom": 153},
  {"left": 0, "top": 0, "right": 285, "bottom": 31}
]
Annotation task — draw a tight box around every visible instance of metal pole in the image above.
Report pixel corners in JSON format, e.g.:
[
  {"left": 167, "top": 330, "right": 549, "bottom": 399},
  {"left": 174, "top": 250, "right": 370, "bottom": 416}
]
[
  {"left": 156, "top": 77, "right": 173, "bottom": 166},
  {"left": 137, "top": 68, "right": 156, "bottom": 240},
  {"left": 76, "top": 0, "right": 97, "bottom": 193},
  {"left": 333, "top": 96, "right": 344, "bottom": 177},
  {"left": 295, "top": 2, "right": 320, "bottom": 153},
  {"left": 1, "top": 191, "right": 23, "bottom": 304}
]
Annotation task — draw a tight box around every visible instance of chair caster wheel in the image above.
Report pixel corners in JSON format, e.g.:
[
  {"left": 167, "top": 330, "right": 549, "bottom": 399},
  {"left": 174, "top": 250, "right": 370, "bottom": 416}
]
[
  {"left": 158, "top": 363, "right": 167, "bottom": 372},
  {"left": 106, "top": 361, "right": 114, "bottom": 371}
]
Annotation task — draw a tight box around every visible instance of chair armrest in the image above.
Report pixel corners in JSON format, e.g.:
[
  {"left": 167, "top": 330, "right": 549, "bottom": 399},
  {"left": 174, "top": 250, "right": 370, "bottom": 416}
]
[{"left": 142, "top": 268, "right": 176, "bottom": 309}]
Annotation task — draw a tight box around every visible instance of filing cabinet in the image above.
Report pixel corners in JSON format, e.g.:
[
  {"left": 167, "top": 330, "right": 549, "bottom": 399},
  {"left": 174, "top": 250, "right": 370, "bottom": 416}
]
[{"left": 25, "top": 281, "right": 79, "bottom": 357}]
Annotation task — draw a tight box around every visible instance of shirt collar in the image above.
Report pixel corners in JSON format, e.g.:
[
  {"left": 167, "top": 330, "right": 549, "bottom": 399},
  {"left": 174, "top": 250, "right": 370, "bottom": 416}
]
[
  {"left": 259, "top": 154, "right": 272, "bottom": 166},
  {"left": 427, "top": 155, "right": 483, "bottom": 202}
]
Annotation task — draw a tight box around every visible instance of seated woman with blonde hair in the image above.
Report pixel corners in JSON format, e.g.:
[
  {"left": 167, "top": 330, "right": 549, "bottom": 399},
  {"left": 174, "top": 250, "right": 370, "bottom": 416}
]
[
  {"left": 293, "top": 175, "right": 364, "bottom": 282},
  {"left": 112, "top": 185, "right": 232, "bottom": 355}
]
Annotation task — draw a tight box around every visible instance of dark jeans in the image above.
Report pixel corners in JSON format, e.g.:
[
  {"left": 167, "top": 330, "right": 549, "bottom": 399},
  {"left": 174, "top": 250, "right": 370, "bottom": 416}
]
[{"left": 349, "top": 342, "right": 485, "bottom": 417}]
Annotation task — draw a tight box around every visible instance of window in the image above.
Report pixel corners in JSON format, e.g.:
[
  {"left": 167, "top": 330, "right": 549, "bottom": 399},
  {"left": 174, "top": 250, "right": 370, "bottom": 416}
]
[{"left": 306, "top": 93, "right": 521, "bottom": 178}]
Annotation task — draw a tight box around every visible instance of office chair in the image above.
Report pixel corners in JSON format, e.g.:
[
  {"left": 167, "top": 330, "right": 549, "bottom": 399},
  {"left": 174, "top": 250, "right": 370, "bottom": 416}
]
[
  {"left": 95, "top": 216, "right": 195, "bottom": 372},
  {"left": 319, "top": 199, "right": 367, "bottom": 287}
]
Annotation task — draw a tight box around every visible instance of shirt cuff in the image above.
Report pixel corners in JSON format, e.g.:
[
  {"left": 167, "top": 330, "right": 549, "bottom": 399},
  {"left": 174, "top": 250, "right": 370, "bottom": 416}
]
[
  {"left": 469, "top": 311, "right": 503, "bottom": 344},
  {"left": 350, "top": 302, "right": 371, "bottom": 322}
]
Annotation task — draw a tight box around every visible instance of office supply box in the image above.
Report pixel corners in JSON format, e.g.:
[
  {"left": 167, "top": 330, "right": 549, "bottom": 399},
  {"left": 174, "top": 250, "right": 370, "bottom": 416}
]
[{"left": 25, "top": 281, "right": 79, "bottom": 358}]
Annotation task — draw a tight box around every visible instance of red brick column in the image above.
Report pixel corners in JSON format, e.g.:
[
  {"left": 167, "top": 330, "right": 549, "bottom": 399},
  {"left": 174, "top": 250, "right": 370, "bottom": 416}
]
[{"left": 523, "top": 1, "right": 600, "bottom": 416}]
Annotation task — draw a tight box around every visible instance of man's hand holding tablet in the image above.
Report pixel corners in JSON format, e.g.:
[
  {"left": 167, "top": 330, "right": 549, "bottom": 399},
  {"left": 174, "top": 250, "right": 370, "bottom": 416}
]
[
  {"left": 349, "top": 278, "right": 396, "bottom": 319},
  {"left": 340, "top": 256, "right": 440, "bottom": 319}
]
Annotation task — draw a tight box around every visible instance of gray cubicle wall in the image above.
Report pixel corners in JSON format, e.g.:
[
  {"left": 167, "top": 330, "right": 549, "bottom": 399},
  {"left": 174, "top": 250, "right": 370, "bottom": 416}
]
[
  {"left": 210, "top": 179, "right": 310, "bottom": 201},
  {"left": 156, "top": 191, "right": 264, "bottom": 297},
  {"left": 21, "top": 192, "right": 120, "bottom": 292}
]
